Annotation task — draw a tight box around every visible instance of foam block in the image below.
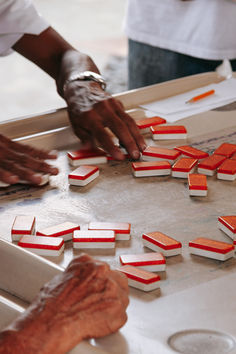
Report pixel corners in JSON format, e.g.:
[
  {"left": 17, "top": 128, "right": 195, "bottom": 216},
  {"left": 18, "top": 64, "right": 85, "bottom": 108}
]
[
  {"left": 151, "top": 125, "right": 187, "bottom": 140},
  {"left": 120, "top": 252, "right": 166, "bottom": 272},
  {"left": 189, "top": 237, "right": 234, "bottom": 261},
  {"left": 0, "top": 181, "right": 10, "bottom": 188},
  {"left": 67, "top": 148, "right": 107, "bottom": 166},
  {"left": 68, "top": 165, "right": 99, "bottom": 186},
  {"left": 197, "top": 154, "right": 226, "bottom": 176},
  {"left": 142, "top": 231, "right": 182, "bottom": 256},
  {"left": 172, "top": 157, "right": 198, "bottom": 178},
  {"left": 36, "top": 221, "right": 80, "bottom": 241},
  {"left": 136, "top": 116, "right": 166, "bottom": 133},
  {"left": 214, "top": 143, "right": 236, "bottom": 158},
  {"left": 188, "top": 173, "right": 207, "bottom": 196},
  {"left": 218, "top": 216, "right": 236, "bottom": 240},
  {"left": 175, "top": 145, "right": 209, "bottom": 160},
  {"left": 217, "top": 159, "right": 236, "bottom": 181},
  {"left": 132, "top": 161, "right": 171, "bottom": 177},
  {"left": 11, "top": 215, "right": 36, "bottom": 242},
  {"left": 117, "top": 265, "right": 161, "bottom": 292},
  {"left": 18, "top": 236, "right": 64, "bottom": 257},
  {"left": 142, "top": 146, "right": 181, "bottom": 165},
  {"left": 88, "top": 221, "right": 131, "bottom": 241},
  {"left": 73, "top": 230, "right": 115, "bottom": 248}
]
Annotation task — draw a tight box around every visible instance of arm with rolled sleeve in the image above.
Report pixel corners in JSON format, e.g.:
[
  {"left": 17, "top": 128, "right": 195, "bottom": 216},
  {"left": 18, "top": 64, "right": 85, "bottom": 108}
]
[{"left": 0, "top": 0, "right": 145, "bottom": 186}]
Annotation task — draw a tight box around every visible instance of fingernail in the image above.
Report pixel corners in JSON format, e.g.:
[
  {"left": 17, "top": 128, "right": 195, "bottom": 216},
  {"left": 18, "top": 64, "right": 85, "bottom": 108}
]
[
  {"left": 141, "top": 143, "right": 147, "bottom": 151},
  {"left": 132, "top": 150, "right": 140, "bottom": 160},
  {"left": 113, "top": 150, "right": 125, "bottom": 161},
  {"left": 32, "top": 174, "right": 42, "bottom": 184},
  {"left": 50, "top": 167, "right": 59, "bottom": 175},
  {"left": 48, "top": 150, "right": 58, "bottom": 158},
  {"left": 8, "top": 175, "right": 19, "bottom": 184}
]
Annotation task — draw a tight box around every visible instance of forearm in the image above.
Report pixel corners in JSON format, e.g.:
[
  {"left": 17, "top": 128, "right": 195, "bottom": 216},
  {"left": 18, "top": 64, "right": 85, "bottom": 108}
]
[
  {"left": 0, "top": 301, "right": 83, "bottom": 354},
  {"left": 12, "top": 27, "right": 100, "bottom": 98}
]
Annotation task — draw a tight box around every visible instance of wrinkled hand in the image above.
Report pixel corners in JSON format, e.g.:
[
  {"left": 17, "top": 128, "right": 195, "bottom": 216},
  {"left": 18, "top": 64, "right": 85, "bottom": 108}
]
[
  {"left": 39, "top": 254, "right": 129, "bottom": 346},
  {"left": 64, "top": 81, "right": 146, "bottom": 160},
  {"left": 0, "top": 134, "right": 58, "bottom": 185},
  {"left": 0, "top": 254, "right": 129, "bottom": 354}
]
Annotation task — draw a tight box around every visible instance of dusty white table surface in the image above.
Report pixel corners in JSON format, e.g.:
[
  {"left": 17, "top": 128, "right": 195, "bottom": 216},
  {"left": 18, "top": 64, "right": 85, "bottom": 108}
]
[{"left": 0, "top": 72, "right": 236, "bottom": 354}]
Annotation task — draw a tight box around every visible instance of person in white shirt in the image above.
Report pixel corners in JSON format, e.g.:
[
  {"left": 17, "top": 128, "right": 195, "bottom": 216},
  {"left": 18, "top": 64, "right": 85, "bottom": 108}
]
[
  {"left": 0, "top": 0, "right": 145, "bottom": 186},
  {"left": 125, "top": 0, "right": 236, "bottom": 89}
]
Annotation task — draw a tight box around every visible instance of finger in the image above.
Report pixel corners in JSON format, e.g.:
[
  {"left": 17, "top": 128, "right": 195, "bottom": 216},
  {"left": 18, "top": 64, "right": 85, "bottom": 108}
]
[
  {"left": 8, "top": 151, "right": 59, "bottom": 175},
  {"left": 98, "top": 104, "right": 141, "bottom": 160},
  {"left": 0, "top": 167, "right": 19, "bottom": 184},
  {"left": 111, "top": 270, "right": 129, "bottom": 293},
  {"left": 86, "top": 111, "right": 125, "bottom": 160},
  {"left": 0, "top": 161, "right": 43, "bottom": 185},
  {"left": 0, "top": 145, "right": 59, "bottom": 176},
  {"left": 109, "top": 271, "right": 129, "bottom": 309},
  {"left": 114, "top": 100, "right": 147, "bottom": 152},
  {"left": 0, "top": 135, "right": 58, "bottom": 160}
]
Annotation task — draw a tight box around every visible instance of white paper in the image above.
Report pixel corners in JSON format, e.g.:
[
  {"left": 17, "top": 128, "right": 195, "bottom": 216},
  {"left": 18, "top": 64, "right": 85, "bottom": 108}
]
[{"left": 141, "top": 78, "right": 236, "bottom": 122}]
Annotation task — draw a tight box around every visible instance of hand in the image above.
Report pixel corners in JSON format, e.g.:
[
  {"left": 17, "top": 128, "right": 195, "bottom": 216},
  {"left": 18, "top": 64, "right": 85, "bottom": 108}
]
[
  {"left": 65, "top": 81, "right": 146, "bottom": 160},
  {"left": 39, "top": 254, "right": 129, "bottom": 347},
  {"left": 57, "top": 50, "right": 146, "bottom": 160},
  {"left": 0, "top": 134, "right": 58, "bottom": 185},
  {"left": 0, "top": 254, "right": 129, "bottom": 354}
]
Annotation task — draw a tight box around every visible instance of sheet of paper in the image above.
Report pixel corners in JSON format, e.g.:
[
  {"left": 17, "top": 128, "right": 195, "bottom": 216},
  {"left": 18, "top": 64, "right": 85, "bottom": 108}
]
[{"left": 141, "top": 78, "right": 236, "bottom": 122}]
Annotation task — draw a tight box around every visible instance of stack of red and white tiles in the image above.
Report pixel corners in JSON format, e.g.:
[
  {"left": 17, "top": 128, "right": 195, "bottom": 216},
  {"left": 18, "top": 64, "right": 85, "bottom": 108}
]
[
  {"left": 119, "top": 215, "right": 236, "bottom": 292},
  {"left": 66, "top": 116, "right": 236, "bottom": 196},
  {"left": 133, "top": 142, "right": 236, "bottom": 197},
  {"left": 11, "top": 213, "right": 236, "bottom": 291},
  {"left": 11, "top": 216, "right": 131, "bottom": 257}
]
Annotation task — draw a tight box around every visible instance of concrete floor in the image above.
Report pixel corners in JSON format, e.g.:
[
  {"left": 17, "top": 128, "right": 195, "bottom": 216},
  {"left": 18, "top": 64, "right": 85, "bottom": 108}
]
[{"left": 0, "top": 0, "right": 127, "bottom": 122}]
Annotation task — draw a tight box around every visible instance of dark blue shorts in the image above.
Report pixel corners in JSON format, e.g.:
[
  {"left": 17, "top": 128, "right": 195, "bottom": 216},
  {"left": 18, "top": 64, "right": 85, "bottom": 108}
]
[{"left": 128, "top": 39, "right": 236, "bottom": 89}]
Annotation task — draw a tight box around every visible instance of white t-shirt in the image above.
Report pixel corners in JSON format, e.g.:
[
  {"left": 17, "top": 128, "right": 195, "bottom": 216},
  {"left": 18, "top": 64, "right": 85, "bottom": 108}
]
[
  {"left": 0, "top": 0, "right": 49, "bottom": 56},
  {"left": 124, "top": 0, "right": 236, "bottom": 60}
]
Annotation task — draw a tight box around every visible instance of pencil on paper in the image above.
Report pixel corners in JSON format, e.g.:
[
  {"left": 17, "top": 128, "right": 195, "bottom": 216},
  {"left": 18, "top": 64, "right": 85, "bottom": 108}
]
[{"left": 185, "top": 89, "right": 215, "bottom": 104}]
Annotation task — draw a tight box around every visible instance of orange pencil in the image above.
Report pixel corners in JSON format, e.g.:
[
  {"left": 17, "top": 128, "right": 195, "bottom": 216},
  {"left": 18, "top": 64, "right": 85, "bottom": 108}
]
[{"left": 186, "top": 89, "right": 215, "bottom": 104}]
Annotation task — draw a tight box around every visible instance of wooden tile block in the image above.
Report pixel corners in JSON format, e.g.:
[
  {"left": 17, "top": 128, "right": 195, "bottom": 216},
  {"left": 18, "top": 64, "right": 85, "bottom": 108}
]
[
  {"left": 67, "top": 148, "right": 107, "bottom": 166},
  {"left": 36, "top": 221, "right": 80, "bottom": 241},
  {"left": 18, "top": 236, "right": 64, "bottom": 257},
  {"left": 73, "top": 230, "right": 115, "bottom": 248},
  {"left": 68, "top": 165, "right": 99, "bottom": 186},
  {"left": 88, "top": 221, "right": 131, "bottom": 241},
  {"left": 218, "top": 216, "right": 236, "bottom": 240},
  {"left": 217, "top": 159, "right": 236, "bottom": 181},
  {"left": 11, "top": 216, "right": 36, "bottom": 242},
  {"left": 175, "top": 145, "right": 208, "bottom": 160},
  {"left": 151, "top": 125, "right": 187, "bottom": 140},
  {"left": 117, "top": 265, "right": 161, "bottom": 292},
  {"left": 197, "top": 154, "right": 226, "bottom": 176},
  {"left": 120, "top": 252, "right": 166, "bottom": 272},
  {"left": 188, "top": 174, "right": 208, "bottom": 196},
  {"left": 142, "top": 146, "right": 181, "bottom": 165},
  {"left": 172, "top": 157, "right": 198, "bottom": 178},
  {"left": 136, "top": 116, "right": 166, "bottom": 133},
  {"left": 214, "top": 143, "right": 236, "bottom": 158},
  {"left": 142, "top": 231, "right": 182, "bottom": 256},
  {"left": 189, "top": 237, "right": 234, "bottom": 261},
  {"left": 132, "top": 161, "right": 171, "bottom": 177}
]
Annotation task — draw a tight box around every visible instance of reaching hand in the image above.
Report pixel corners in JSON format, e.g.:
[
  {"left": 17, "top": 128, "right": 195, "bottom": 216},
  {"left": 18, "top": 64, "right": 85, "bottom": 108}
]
[
  {"left": 64, "top": 80, "right": 146, "bottom": 160},
  {"left": 0, "top": 134, "right": 58, "bottom": 185}
]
